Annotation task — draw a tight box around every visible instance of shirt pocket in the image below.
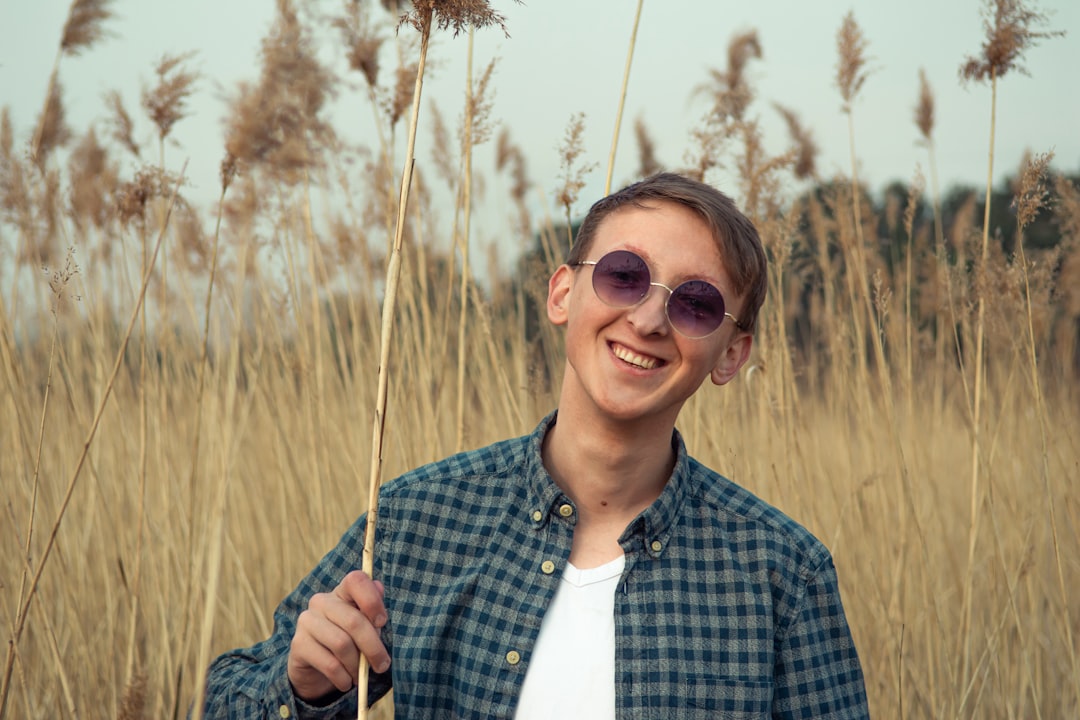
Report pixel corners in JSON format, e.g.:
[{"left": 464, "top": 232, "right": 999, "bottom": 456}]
[{"left": 681, "top": 675, "right": 772, "bottom": 719}]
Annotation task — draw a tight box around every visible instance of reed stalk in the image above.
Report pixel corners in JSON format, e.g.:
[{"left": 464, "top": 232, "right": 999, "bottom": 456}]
[
  {"left": 357, "top": 6, "right": 434, "bottom": 717},
  {"left": 189, "top": 283, "right": 244, "bottom": 720},
  {"left": 836, "top": 11, "right": 872, "bottom": 396},
  {"left": 604, "top": 0, "right": 644, "bottom": 195},
  {"left": 961, "top": 66, "right": 996, "bottom": 684},
  {"left": 913, "top": 66, "right": 948, "bottom": 424},
  {"left": 172, "top": 161, "right": 231, "bottom": 720},
  {"left": 455, "top": 29, "right": 476, "bottom": 453},
  {"left": 10, "top": 259, "right": 69, "bottom": 708},
  {"left": 302, "top": 170, "right": 333, "bottom": 533}
]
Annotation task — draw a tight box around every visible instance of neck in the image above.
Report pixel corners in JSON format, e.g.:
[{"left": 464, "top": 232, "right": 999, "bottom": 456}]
[{"left": 542, "top": 404, "right": 676, "bottom": 522}]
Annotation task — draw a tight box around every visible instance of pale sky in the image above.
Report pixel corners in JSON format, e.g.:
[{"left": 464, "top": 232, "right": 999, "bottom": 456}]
[{"left": 3, "top": 1, "right": 1078, "bottom": 260}]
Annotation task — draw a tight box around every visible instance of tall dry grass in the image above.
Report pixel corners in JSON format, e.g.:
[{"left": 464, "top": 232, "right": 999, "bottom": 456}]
[{"left": 2, "top": 1, "right": 1078, "bottom": 718}]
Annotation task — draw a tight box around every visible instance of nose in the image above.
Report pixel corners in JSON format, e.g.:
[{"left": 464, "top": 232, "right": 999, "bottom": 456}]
[{"left": 625, "top": 283, "right": 670, "bottom": 336}]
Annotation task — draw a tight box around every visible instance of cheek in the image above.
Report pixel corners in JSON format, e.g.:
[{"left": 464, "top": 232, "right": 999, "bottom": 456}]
[{"left": 680, "top": 340, "right": 725, "bottom": 374}]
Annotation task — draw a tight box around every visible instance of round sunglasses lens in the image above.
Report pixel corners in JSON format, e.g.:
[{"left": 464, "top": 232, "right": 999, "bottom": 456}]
[
  {"left": 593, "top": 251, "right": 650, "bottom": 307},
  {"left": 667, "top": 281, "right": 725, "bottom": 337}
]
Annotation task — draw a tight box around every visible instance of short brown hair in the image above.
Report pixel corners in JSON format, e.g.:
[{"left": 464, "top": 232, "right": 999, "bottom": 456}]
[{"left": 567, "top": 173, "right": 767, "bottom": 334}]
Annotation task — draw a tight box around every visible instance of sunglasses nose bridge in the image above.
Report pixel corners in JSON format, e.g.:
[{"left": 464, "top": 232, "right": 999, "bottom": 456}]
[
  {"left": 649, "top": 281, "right": 692, "bottom": 336},
  {"left": 620, "top": 280, "right": 670, "bottom": 336},
  {"left": 649, "top": 280, "right": 675, "bottom": 297},
  {"left": 644, "top": 280, "right": 675, "bottom": 309}
]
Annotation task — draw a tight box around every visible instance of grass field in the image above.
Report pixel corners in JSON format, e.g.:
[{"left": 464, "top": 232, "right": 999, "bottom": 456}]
[{"left": 2, "top": 1, "right": 1078, "bottom": 718}]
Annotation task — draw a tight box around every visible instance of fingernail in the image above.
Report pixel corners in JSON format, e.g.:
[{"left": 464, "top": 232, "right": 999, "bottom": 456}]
[
  {"left": 376, "top": 659, "right": 390, "bottom": 673},
  {"left": 375, "top": 614, "right": 387, "bottom": 628}
]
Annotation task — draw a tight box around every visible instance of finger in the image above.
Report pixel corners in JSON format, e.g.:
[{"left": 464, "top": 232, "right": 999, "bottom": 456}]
[
  {"left": 322, "top": 595, "right": 391, "bottom": 674},
  {"left": 290, "top": 613, "right": 359, "bottom": 694},
  {"left": 336, "top": 571, "right": 389, "bottom": 629}
]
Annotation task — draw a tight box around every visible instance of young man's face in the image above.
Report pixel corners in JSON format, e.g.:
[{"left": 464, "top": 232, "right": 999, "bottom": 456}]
[{"left": 547, "top": 200, "right": 753, "bottom": 428}]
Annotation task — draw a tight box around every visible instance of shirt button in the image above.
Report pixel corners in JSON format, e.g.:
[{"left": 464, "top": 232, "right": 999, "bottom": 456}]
[
  {"left": 506, "top": 650, "right": 521, "bottom": 665},
  {"left": 541, "top": 560, "right": 555, "bottom": 575},
  {"left": 558, "top": 503, "right": 573, "bottom": 517},
  {"left": 531, "top": 510, "right": 543, "bottom": 522},
  {"left": 650, "top": 540, "right": 662, "bottom": 552},
  {"left": 278, "top": 705, "right": 291, "bottom": 719}
]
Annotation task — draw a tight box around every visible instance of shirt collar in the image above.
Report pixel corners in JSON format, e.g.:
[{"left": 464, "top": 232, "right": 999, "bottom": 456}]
[{"left": 523, "top": 410, "right": 695, "bottom": 558}]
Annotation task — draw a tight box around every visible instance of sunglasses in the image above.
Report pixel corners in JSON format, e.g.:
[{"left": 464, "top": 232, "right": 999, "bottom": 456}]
[{"left": 572, "top": 250, "right": 746, "bottom": 338}]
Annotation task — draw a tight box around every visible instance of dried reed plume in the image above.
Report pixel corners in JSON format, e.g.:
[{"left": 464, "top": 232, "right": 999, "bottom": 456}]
[
  {"left": 60, "top": 0, "right": 114, "bottom": 56},
  {"left": 142, "top": 53, "right": 199, "bottom": 146},
  {"left": 461, "top": 57, "right": 497, "bottom": 150},
  {"left": 115, "top": 166, "right": 185, "bottom": 227},
  {"left": 30, "top": 0, "right": 113, "bottom": 166},
  {"left": 1, "top": 108, "right": 11, "bottom": 159},
  {"left": 1053, "top": 176, "right": 1080, "bottom": 328},
  {"left": 334, "top": 2, "right": 386, "bottom": 88},
  {"left": 960, "top": 0, "right": 1064, "bottom": 83},
  {"left": 773, "top": 104, "right": 818, "bottom": 181},
  {"left": 390, "top": 63, "right": 420, "bottom": 127},
  {"left": 428, "top": 104, "right": 458, "bottom": 186},
  {"left": 219, "top": 153, "right": 238, "bottom": 193},
  {"left": 903, "top": 169, "right": 925, "bottom": 241},
  {"left": 734, "top": 121, "right": 795, "bottom": 223},
  {"left": 224, "top": 0, "right": 336, "bottom": 184},
  {"left": 117, "top": 672, "right": 148, "bottom": 720},
  {"left": 0, "top": 110, "right": 32, "bottom": 233},
  {"left": 694, "top": 30, "right": 761, "bottom": 121},
  {"left": 1013, "top": 151, "right": 1054, "bottom": 230},
  {"left": 554, "top": 112, "right": 596, "bottom": 250},
  {"left": 633, "top": 117, "right": 661, "bottom": 179},
  {"left": 683, "top": 111, "right": 729, "bottom": 183},
  {"left": 399, "top": 0, "right": 513, "bottom": 38},
  {"left": 106, "top": 90, "right": 141, "bottom": 158},
  {"left": 173, "top": 203, "right": 211, "bottom": 274},
  {"left": 914, "top": 69, "right": 935, "bottom": 142},
  {"left": 836, "top": 11, "right": 871, "bottom": 112},
  {"left": 34, "top": 80, "right": 71, "bottom": 169},
  {"left": 495, "top": 129, "right": 531, "bottom": 207},
  {"left": 702, "top": 35, "right": 757, "bottom": 118},
  {"left": 46, "top": 246, "right": 81, "bottom": 312},
  {"left": 1053, "top": 175, "right": 1080, "bottom": 247},
  {"left": 68, "top": 126, "right": 117, "bottom": 231},
  {"left": 684, "top": 31, "right": 766, "bottom": 185}
]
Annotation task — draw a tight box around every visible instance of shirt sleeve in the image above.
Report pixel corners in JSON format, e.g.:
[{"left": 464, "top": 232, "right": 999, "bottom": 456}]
[
  {"left": 197, "top": 513, "right": 394, "bottom": 719},
  {"left": 772, "top": 555, "right": 869, "bottom": 719}
]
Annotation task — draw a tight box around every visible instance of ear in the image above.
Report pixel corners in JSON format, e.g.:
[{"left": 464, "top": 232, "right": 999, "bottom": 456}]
[
  {"left": 547, "top": 264, "right": 574, "bottom": 326},
  {"left": 710, "top": 332, "right": 753, "bottom": 386}
]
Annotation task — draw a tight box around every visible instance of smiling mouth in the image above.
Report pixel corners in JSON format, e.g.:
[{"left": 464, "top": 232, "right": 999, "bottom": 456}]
[{"left": 611, "top": 342, "right": 662, "bottom": 370}]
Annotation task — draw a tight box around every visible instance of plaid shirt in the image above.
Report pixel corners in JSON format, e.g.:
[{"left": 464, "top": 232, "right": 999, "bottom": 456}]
[{"left": 202, "top": 412, "right": 869, "bottom": 719}]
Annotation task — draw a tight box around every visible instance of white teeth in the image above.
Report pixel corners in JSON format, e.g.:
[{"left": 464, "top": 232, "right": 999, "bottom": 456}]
[{"left": 612, "top": 344, "right": 658, "bottom": 370}]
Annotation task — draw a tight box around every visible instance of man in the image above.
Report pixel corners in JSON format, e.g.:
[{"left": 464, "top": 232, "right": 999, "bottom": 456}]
[{"left": 202, "top": 173, "right": 869, "bottom": 718}]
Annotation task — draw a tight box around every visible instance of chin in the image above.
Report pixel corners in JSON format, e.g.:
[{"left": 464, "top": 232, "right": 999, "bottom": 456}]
[{"left": 596, "top": 397, "right": 679, "bottom": 426}]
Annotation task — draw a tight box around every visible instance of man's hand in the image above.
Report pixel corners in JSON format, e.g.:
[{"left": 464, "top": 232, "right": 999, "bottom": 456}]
[{"left": 287, "top": 570, "right": 390, "bottom": 702}]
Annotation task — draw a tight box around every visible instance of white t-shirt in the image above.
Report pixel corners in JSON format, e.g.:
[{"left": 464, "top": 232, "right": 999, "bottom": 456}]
[{"left": 513, "top": 554, "right": 626, "bottom": 720}]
